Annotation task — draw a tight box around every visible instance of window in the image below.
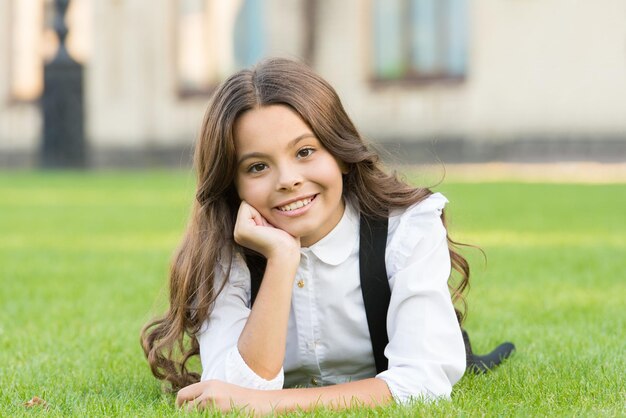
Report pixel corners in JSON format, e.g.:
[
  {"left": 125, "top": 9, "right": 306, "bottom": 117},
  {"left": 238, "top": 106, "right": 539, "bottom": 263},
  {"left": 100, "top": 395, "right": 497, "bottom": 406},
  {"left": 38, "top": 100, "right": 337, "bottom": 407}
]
[
  {"left": 372, "top": 0, "right": 468, "bottom": 82},
  {"left": 9, "top": 0, "right": 46, "bottom": 101},
  {"left": 175, "top": 0, "right": 266, "bottom": 96},
  {"left": 8, "top": 0, "right": 90, "bottom": 101}
]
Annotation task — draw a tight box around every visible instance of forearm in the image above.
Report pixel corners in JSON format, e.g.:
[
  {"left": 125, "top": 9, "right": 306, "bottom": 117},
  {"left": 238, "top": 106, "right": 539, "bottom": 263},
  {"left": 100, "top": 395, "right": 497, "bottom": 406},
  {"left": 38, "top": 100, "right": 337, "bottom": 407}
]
[
  {"left": 237, "top": 254, "right": 298, "bottom": 379},
  {"left": 176, "top": 377, "right": 393, "bottom": 414},
  {"left": 256, "top": 378, "right": 393, "bottom": 413}
]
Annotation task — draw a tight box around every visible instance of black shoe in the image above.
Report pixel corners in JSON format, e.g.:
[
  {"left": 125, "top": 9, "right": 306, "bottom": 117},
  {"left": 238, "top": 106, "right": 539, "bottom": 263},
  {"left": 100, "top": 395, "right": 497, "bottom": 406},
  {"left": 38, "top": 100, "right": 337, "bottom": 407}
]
[{"left": 462, "top": 329, "right": 516, "bottom": 374}]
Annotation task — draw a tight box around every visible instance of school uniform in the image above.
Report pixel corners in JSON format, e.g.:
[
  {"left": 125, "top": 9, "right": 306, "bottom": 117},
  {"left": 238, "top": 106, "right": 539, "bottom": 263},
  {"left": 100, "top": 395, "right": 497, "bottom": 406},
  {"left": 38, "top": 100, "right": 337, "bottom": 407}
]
[{"left": 197, "top": 193, "right": 466, "bottom": 404}]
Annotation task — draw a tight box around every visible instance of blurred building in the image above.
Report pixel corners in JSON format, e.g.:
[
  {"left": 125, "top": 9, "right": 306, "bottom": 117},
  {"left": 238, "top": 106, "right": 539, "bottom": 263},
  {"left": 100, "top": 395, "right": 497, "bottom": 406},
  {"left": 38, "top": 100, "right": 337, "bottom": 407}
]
[{"left": 1, "top": 0, "right": 626, "bottom": 168}]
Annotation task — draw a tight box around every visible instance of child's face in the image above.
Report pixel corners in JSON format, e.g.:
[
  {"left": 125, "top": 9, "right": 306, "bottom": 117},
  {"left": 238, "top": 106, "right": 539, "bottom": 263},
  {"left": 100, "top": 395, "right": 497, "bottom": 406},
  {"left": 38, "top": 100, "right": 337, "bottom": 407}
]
[{"left": 233, "top": 104, "right": 346, "bottom": 247}]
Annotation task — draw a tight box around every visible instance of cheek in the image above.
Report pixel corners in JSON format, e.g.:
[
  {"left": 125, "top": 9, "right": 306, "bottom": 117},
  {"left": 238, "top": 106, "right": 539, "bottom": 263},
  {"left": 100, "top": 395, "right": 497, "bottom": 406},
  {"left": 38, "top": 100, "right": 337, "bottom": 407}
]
[
  {"left": 234, "top": 176, "right": 254, "bottom": 202},
  {"left": 315, "top": 162, "right": 344, "bottom": 193},
  {"left": 234, "top": 176, "right": 245, "bottom": 199},
  {"left": 235, "top": 177, "right": 270, "bottom": 207}
]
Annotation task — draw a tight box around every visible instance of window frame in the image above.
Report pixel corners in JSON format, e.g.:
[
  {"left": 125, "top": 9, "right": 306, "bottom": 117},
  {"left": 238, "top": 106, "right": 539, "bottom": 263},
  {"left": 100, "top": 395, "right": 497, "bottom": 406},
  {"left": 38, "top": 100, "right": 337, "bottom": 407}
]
[
  {"left": 172, "top": 0, "right": 267, "bottom": 99},
  {"left": 368, "top": 0, "right": 468, "bottom": 87}
]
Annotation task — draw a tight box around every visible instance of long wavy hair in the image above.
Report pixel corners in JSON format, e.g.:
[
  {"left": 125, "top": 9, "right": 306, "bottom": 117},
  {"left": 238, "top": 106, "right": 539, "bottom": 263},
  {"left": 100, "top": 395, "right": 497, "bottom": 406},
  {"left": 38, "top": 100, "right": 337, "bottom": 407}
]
[{"left": 140, "top": 57, "right": 470, "bottom": 390}]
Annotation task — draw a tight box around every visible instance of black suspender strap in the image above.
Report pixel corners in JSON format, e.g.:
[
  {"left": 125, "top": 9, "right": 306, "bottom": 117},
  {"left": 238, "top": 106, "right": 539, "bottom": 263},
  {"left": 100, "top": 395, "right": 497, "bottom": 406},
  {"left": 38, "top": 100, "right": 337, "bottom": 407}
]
[
  {"left": 358, "top": 215, "right": 391, "bottom": 374},
  {"left": 246, "top": 249, "right": 266, "bottom": 307}
]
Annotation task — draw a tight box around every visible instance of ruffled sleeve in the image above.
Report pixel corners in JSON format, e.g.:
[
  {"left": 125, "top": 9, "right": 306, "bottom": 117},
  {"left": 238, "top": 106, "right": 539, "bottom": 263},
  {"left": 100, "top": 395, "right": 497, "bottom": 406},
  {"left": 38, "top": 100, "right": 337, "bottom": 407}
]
[
  {"left": 376, "top": 193, "right": 466, "bottom": 403},
  {"left": 197, "top": 251, "right": 284, "bottom": 390}
]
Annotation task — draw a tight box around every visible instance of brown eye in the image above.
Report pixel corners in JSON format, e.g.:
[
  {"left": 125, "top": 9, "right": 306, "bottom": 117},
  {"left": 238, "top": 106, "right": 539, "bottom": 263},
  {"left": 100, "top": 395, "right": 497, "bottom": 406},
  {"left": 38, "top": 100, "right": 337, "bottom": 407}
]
[
  {"left": 297, "top": 147, "right": 315, "bottom": 159},
  {"left": 247, "top": 163, "right": 268, "bottom": 173}
]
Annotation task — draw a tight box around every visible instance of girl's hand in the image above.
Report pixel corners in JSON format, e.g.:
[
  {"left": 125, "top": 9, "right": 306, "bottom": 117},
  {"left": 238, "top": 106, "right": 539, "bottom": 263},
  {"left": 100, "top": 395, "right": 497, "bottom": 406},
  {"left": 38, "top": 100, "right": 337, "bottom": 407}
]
[
  {"left": 234, "top": 201, "right": 300, "bottom": 261},
  {"left": 176, "top": 380, "right": 266, "bottom": 414}
]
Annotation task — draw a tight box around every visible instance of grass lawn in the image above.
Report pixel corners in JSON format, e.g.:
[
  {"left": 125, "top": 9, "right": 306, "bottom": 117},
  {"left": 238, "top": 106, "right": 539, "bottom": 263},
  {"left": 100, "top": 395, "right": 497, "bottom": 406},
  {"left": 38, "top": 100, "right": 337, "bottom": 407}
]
[{"left": 1, "top": 171, "right": 624, "bottom": 416}]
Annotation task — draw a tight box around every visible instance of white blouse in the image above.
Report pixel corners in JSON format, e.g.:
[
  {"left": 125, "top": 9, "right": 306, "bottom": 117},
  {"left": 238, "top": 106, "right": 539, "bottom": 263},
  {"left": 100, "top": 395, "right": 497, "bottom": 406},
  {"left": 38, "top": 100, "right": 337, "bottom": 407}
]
[{"left": 197, "top": 193, "right": 466, "bottom": 404}]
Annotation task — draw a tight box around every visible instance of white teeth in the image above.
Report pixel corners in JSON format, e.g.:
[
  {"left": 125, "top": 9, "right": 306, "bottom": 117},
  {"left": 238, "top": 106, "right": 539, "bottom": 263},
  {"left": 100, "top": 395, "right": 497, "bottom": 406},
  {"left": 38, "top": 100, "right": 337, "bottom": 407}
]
[{"left": 279, "top": 197, "right": 313, "bottom": 212}]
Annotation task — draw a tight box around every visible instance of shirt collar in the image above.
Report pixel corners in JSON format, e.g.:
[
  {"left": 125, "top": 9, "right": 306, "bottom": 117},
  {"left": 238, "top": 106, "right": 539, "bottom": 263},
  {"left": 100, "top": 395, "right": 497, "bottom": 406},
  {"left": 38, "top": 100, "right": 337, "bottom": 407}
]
[{"left": 304, "top": 201, "right": 359, "bottom": 266}]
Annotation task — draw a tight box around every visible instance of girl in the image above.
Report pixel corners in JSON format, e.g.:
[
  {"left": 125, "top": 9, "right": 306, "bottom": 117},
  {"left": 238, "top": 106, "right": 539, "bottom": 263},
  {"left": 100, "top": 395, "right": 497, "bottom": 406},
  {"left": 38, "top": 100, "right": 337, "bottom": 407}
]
[{"left": 142, "top": 58, "right": 470, "bottom": 414}]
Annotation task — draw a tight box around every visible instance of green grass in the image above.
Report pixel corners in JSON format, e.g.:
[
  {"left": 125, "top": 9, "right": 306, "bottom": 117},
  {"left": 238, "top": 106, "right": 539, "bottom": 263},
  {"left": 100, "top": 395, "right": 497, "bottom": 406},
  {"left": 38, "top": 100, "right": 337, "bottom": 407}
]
[{"left": 1, "top": 171, "right": 624, "bottom": 416}]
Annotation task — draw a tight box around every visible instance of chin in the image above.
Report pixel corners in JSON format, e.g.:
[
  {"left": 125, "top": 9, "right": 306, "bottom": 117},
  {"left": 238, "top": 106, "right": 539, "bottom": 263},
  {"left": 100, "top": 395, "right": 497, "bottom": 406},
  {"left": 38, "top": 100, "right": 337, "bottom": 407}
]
[
  {"left": 280, "top": 225, "right": 306, "bottom": 239},
  {"left": 275, "top": 222, "right": 311, "bottom": 241}
]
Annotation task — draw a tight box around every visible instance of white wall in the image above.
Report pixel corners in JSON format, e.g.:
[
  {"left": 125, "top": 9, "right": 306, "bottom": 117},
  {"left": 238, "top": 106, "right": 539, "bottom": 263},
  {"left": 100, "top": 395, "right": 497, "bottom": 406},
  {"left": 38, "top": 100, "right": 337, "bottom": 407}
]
[
  {"left": 1, "top": 0, "right": 625, "bottom": 164},
  {"left": 319, "top": 0, "right": 626, "bottom": 143},
  {"left": 88, "top": 0, "right": 206, "bottom": 149},
  {"left": 0, "top": 1, "right": 41, "bottom": 155}
]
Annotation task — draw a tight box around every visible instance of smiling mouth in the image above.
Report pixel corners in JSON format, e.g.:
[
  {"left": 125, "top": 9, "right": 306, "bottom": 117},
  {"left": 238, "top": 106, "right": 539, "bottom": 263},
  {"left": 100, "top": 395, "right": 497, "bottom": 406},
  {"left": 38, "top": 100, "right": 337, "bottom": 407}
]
[{"left": 276, "top": 195, "right": 317, "bottom": 212}]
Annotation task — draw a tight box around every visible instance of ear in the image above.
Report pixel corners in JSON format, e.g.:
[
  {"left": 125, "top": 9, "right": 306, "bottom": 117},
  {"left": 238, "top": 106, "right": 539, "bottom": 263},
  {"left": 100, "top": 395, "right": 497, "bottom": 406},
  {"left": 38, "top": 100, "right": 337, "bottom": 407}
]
[{"left": 339, "top": 161, "right": 350, "bottom": 175}]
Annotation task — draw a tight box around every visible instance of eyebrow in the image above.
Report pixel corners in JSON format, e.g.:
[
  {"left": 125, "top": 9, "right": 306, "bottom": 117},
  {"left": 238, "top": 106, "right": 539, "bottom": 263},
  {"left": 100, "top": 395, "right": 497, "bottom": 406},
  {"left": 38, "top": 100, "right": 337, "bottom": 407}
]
[{"left": 237, "top": 133, "right": 316, "bottom": 166}]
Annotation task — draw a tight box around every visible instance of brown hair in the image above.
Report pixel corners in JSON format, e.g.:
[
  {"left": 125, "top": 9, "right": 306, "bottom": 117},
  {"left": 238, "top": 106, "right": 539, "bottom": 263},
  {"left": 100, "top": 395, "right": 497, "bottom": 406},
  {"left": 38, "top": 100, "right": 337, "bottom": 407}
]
[{"left": 140, "top": 57, "right": 470, "bottom": 390}]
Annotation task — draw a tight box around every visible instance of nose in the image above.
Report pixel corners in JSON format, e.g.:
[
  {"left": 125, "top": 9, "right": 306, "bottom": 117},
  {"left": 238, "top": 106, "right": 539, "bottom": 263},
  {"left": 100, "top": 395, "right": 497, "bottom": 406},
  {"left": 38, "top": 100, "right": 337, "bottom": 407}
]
[{"left": 276, "top": 163, "right": 303, "bottom": 192}]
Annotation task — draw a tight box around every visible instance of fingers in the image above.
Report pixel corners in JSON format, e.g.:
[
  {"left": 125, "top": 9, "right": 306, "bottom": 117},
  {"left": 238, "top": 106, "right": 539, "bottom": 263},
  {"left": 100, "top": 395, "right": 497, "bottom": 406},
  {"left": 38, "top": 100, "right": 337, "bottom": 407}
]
[
  {"left": 247, "top": 205, "right": 269, "bottom": 227},
  {"left": 251, "top": 210, "right": 269, "bottom": 227},
  {"left": 240, "top": 201, "right": 269, "bottom": 227},
  {"left": 234, "top": 202, "right": 273, "bottom": 249},
  {"left": 177, "top": 383, "right": 216, "bottom": 412},
  {"left": 236, "top": 201, "right": 258, "bottom": 229},
  {"left": 234, "top": 201, "right": 300, "bottom": 259},
  {"left": 175, "top": 382, "right": 205, "bottom": 408},
  {"left": 185, "top": 395, "right": 214, "bottom": 412},
  {"left": 177, "top": 382, "right": 226, "bottom": 413}
]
